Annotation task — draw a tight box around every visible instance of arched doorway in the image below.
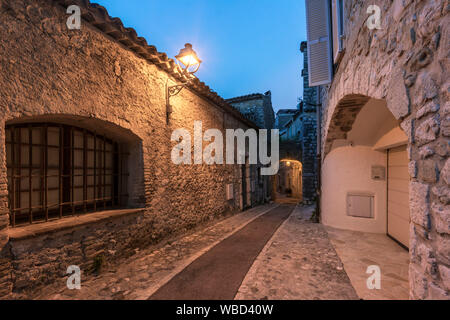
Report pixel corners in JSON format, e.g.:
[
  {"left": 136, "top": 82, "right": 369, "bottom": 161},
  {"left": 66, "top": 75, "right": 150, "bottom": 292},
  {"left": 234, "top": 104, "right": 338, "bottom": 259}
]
[
  {"left": 321, "top": 96, "right": 412, "bottom": 299},
  {"left": 273, "top": 159, "right": 303, "bottom": 204},
  {"left": 321, "top": 97, "right": 409, "bottom": 247}
]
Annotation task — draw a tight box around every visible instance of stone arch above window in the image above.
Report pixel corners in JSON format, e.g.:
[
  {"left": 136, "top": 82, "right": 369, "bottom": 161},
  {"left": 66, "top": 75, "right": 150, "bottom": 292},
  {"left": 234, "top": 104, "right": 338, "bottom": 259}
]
[{"left": 4, "top": 115, "right": 144, "bottom": 227}]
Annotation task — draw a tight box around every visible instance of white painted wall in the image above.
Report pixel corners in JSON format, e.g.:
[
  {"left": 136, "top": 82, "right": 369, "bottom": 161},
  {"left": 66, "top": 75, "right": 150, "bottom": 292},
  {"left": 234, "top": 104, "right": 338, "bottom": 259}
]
[
  {"left": 321, "top": 145, "right": 387, "bottom": 233},
  {"left": 373, "top": 126, "right": 408, "bottom": 151},
  {"left": 321, "top": 98, "right": 410, "bottom": 234}
]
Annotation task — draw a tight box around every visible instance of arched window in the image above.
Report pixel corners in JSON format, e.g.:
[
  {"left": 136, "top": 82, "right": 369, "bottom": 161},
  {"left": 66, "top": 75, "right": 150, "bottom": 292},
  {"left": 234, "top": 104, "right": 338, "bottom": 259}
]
[{"left": 6, "top": 123, "right": 129, "bottom": 227}]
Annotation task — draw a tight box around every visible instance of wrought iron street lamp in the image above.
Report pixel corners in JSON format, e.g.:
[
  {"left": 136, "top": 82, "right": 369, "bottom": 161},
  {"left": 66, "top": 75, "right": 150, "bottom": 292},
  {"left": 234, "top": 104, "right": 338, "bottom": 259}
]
[
  {"left": 166, "top": 43, "right": 202, "bottom": 123},
  {"left": 175, "top": 43, "right": 202, "bottom": 74}
]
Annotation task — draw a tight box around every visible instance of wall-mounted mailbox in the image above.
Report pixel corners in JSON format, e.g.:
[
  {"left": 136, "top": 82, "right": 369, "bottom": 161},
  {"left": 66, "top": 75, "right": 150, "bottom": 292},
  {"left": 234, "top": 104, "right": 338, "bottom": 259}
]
[
  {"left": 347, "top": 192, "right": 374, "bottom": 219},
  {"left": 371, "top": 166, "right": 386, "bottom": 181}
]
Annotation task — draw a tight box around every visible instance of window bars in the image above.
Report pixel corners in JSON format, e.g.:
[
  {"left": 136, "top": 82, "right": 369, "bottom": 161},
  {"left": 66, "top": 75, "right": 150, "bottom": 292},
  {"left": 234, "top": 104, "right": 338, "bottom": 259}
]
[{"left": 6, "top": 123, "right": 129, "bottom": 227}]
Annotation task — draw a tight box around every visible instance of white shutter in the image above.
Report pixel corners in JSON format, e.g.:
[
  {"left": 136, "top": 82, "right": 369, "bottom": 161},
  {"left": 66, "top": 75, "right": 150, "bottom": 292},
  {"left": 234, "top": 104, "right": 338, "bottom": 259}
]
[{"left": 305, "top": 0, "right": 333, "bottom": 86}]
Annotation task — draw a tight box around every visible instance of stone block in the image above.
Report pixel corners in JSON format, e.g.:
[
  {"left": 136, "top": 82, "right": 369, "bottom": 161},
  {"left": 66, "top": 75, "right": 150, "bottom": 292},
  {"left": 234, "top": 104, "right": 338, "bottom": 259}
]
[
  {"left": 386, "top": 70, "right": 410, "bottom": 119},
  {"left": 442, "top": 158, "right": 450, "bottom": 185},
  {"left": 435, "top": 234, "right": 450, "bottom": 262},
  {"left": 432, "top": 185, "right": 450, "bottom": 205},
  {"left": 442, "top": 114, "right": 450, "bottom": 137},
  {"left": 418, "top": 160, "right": 438, "bottom": 183},
  {"left": 400, "top": 118, "right": 414, "bottom": 144},
  {"left": 416, "top": 101, "right": 440, "bottom": 119},
  {"left": 438, "top": 264, "right": 450, "bottom": 291},
  {"left": 431, "top": 202, "right": 450, "bottom": 234},
  {"left": 435, "top": 139, "right": 450, "bottom": 157},
  {"left": 442, "top": 102, "right": 450, "bottom": 116},
  {"left": 415, "top": 115, "right": 440, "bottom": 146},
  {"left": 410, "top": 182, "right": 431, "bottom": 229},
  {"left": 409, "top": 264, "right": 428, "bottom": 299},
  {"left": 427, "top": 283, "right": 449, "bottom": 300},
  {"left": 419, "top": 146, "right": 435, "bottom": 159},
  {"left": 421, "top": 72, "right": 439, "bottom": 101}
]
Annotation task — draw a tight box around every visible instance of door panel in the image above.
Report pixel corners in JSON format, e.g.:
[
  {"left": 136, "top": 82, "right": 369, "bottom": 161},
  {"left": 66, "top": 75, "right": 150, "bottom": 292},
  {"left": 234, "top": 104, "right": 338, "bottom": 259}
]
[{"left": 387, "top": 145, "right": 410, "bottom": 248}]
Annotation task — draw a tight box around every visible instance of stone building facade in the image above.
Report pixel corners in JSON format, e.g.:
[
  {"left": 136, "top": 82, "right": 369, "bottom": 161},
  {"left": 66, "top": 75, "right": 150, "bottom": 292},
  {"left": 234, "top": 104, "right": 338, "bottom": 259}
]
[
  {"left": 280, "top": 107, "right": 302, "bottom": 142},
  {"left": 226, "top": 92, "right": 275, "bottom": 206},
  {"left": 310, "top": 0, "right": 449, "bottom": 299},
  {"left": 276, "top": 42, "right": 319, "bottom": 204},
  {"left": 276, "top": 160, "right": 303, "bottom": 200},
  {"left": 275, "top": 109, "right": 298, "bottom": 129},
  {"left": 0, "top": 0, "right": 266, "bottom": 297},
  {"left": 299, "top": 42, "right": 319, "bottom": 204},
  {"left": 226, "top": 91, "right": 275, "bottom": 129}
]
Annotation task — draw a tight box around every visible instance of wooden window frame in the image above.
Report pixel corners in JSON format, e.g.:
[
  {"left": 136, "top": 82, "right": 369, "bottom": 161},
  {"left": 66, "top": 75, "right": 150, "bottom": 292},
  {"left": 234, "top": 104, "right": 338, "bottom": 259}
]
[
  {"left": 332, "top": 0, "right": 346, "bottom": 63},
  {"left": 6, "top": 123, "right": 129, "bottom": 227}
]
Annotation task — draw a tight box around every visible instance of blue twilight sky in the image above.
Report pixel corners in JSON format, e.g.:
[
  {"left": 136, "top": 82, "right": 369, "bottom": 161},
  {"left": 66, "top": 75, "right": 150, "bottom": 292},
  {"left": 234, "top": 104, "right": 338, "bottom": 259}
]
[{"left": 94, "top": 0, "right": 307, "bottom": 112}]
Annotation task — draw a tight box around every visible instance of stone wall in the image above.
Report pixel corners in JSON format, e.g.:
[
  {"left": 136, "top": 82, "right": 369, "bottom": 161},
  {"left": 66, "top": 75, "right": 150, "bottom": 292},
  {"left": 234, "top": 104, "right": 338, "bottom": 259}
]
[
  {"left": 0, "top": 0, "right": 263, "bottom": 296},
  {"left": 320, "top": 0, "right": 449, "bottom": 299},
  {"left": 227, "top": 92, "right": 275, "bottom": 129},
  {"left": 279, "top": 140, "right": 302, "bottom": 161},
  {"left": 300, "top": 113, "right": 318, "bottom": 204},
  {"left": 275, "top": 110, "right": 297, "bottom": 129},
  {"left": 227, "top": 93, "right": 275, "bottom": 206},
  {"left": 300, "top": 42, "right": 318, "bottom": 204},
  {"left": 8, "top": 209, "right": 146, "bottom": 291}
]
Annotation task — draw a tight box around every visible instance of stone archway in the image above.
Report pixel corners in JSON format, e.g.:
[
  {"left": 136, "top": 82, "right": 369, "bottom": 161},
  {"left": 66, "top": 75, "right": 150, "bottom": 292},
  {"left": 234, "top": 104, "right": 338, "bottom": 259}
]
[
  {"left": 273, "top": 159, "right": 303, "bottom": 203},
  {"left": 321, "top": 91, "right": 414, "bottom": 299},
  {"left": 323, "top": 94, "right": 370, "bottom": 156},
  {"left": 322, "top": 95, "right": 408, "bottom": 229},
  {"left": 318, "top": 0, "right": 448, "bottom": 298},
  {"left": 322, "top": 65, "right": 412, "bottom": 159}
]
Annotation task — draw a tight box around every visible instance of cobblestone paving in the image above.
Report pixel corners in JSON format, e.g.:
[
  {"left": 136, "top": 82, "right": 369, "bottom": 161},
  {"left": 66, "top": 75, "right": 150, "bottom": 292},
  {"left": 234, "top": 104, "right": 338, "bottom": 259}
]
[
  {"left": 10, "top": 203, "right": 361, "bottom": 300},
  {"left": 235, "top": 205, "right": 359, "bottom": 300},
  {"left": 10, "top": 204, "right": 278, "bottom": 300},
  {"left": 326, "top": 226, "right": 409, "bottom": 300},
  {"left": 150, "top": 204, "right": 294, "bottom": 300}
]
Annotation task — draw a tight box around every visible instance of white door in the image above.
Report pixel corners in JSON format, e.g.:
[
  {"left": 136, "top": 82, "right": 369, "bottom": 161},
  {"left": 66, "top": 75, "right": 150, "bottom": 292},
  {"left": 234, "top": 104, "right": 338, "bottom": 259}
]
[{"left": 387, "top": 145, "right": 410, "bottom": 248}]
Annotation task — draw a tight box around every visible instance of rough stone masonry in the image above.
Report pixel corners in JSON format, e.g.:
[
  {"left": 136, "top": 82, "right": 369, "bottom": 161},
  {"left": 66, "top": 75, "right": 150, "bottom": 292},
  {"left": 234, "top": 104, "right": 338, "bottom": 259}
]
[
  {"left": 226, "top": 91, "right": 276, "bottom": 130},
  {"left": 300, "top": 42, "right": 319, "bottom": 204},
  {"left": 320, "top": 0, "right": 449, "bottom": 299},
  {"left": 0, "top": 0, "right": 266, "bottom": 297}
]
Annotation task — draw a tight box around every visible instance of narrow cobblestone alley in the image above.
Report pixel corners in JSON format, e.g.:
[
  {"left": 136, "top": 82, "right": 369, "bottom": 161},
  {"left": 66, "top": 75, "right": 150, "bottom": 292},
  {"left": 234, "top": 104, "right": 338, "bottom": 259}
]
[
  {"left": 149, "top": 205, "right": 294, "bottom": 300},
  {"left": 236, "top": 206, "right": 358, "bottom": 300},
  {"left": 7, "top": 203, "right": 362, "bottom": 300},
  {"left": 9, "top": 205, "right": 277, "bottom": 300},
  {"left": 0, "top": 0, "right": 447, "bottom": 303}
]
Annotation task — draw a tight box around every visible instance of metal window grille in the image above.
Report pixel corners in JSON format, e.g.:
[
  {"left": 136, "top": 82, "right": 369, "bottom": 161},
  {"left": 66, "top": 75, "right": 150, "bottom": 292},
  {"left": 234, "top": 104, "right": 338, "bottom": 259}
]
[{"left": 6, "top": 123, "right": 129, "bottom": 227}]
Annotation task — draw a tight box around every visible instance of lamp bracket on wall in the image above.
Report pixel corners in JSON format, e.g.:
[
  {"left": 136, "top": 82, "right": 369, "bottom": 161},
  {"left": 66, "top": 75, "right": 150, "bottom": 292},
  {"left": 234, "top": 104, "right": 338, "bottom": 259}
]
[
  {"left": 165, "top": 77, "right": 194, "bottom": 124},
  {"left": 165, "top": 43, "right": 202, "bottom": 125}
]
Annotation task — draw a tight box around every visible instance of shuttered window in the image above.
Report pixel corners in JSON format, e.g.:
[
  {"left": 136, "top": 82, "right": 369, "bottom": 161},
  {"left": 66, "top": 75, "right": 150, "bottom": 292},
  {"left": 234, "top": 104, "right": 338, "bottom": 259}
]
[
  {"left": 305, "top": 0, "right": 333, "bottom": 86},
  {"left": 332, "top": 0, "right": 345, "bottom": 62}
]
